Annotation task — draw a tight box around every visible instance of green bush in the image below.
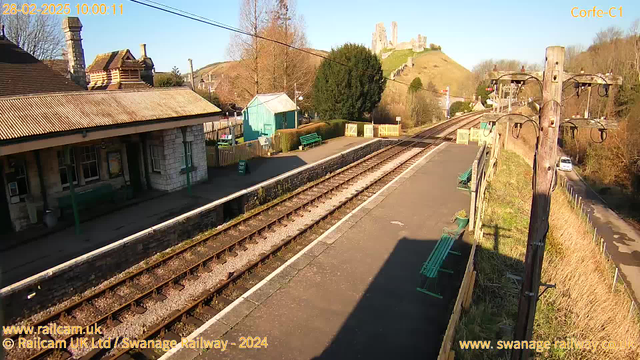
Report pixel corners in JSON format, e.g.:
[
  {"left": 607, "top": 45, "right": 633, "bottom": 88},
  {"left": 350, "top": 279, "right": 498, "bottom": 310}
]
[
  {"left": 449, "top": 101, "right": 472, "bottom": 115},
  {"left": 274, "top": 120, "right": 349, "bottom": 152}
]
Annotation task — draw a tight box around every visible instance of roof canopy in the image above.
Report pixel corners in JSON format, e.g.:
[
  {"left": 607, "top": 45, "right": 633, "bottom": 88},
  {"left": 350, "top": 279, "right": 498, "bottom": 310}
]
[
  {"left": 0, "top": 38, "right": 83, "bottom": 97},
  {"left": 0, "top": 88, "right": 221, "bottom": 142},
  {"left": 247, "top": 93, "right": 297, "bottom": 114}
]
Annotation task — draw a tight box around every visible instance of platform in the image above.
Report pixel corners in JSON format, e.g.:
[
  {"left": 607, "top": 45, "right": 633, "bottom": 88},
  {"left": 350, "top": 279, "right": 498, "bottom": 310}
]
[
  {"left": 0, "top": 136, "right": 372, "bottom": 287},
  {"left": 164, "top": 142, "right": 480, "bottom": 360}
]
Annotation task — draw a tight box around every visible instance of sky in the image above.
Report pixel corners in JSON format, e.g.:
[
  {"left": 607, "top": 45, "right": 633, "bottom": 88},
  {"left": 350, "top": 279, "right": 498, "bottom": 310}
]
[{"left": 12, "top": 0, "right": 640, "bottom": 74}]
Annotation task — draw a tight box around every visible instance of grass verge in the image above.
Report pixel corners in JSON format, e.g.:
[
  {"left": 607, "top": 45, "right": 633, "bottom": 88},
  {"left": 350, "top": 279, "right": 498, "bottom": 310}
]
[{"left": 454, "top": 150, "right": 640, "bottom": 359}]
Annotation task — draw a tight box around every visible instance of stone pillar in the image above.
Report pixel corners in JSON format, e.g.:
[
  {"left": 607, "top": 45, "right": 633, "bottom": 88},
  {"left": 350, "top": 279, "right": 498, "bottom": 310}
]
[
  {"left": 62, "top": 17, "right": 86, "bottom": 89},
  {"left": 391, "top": 21, "right": 398, "bottom": 48}
]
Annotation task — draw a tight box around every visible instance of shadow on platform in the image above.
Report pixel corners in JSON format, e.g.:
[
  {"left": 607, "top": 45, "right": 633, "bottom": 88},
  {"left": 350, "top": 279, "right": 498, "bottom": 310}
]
[{"left": 313, "top": 235, "right": 472, "bottom": 360}]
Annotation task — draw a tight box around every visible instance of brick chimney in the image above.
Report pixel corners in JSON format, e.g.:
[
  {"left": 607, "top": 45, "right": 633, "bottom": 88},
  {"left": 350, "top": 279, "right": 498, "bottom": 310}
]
[
  {"left": 62, "top": 17, "right": 87, "bottom": 89},
  {"left": 138, "top": 43, "right": 155, "bottom": 87}
]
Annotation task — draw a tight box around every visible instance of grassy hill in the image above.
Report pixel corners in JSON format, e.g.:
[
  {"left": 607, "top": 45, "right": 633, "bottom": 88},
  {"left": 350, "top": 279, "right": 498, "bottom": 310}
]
[
  {"left": 381, "top": 48, "right": 429, "bottom": 77},
  {"left": 193, "top": 48, "right": 328, "bottom": 79},
  {"left": 382, "top": 50, "right": 476, "bottom": 98}
]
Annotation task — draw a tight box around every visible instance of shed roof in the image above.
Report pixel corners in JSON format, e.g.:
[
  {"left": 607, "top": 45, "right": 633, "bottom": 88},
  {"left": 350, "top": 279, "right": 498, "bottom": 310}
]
[
  {"left": 248, "top": 93, "right": 297, "bottom": 114},
  {"left": 0, "top": 88, "right": 221, "bottom": 142},
  {"left": 0, "top": 37, "right": 84, "bottom": 97}
]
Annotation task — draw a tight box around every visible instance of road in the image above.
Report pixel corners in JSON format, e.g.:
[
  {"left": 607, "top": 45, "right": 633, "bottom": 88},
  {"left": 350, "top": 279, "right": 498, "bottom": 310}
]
[{"left": 563, "top": 168, "right": 640, "bottom": 304}]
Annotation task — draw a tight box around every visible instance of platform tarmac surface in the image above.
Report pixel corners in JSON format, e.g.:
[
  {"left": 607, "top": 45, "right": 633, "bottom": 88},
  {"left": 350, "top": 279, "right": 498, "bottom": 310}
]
[
  {"left": 0, "top": 136, "right": 371, "bottom": 287},
  {"left": 166, "top": 143, "right": 480, "bottom": 360}
]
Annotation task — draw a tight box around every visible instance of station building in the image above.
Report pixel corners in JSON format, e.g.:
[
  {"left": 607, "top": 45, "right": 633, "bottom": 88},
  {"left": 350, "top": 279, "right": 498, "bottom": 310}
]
[{"left": 0, "top": 20, "right": 221, "bottom": 234}]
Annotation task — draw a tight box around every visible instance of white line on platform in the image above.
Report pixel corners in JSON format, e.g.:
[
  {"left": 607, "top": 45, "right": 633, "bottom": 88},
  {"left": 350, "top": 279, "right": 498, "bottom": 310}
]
[{"left": 158, "top": 141, "right": 447, "bottom": 360}]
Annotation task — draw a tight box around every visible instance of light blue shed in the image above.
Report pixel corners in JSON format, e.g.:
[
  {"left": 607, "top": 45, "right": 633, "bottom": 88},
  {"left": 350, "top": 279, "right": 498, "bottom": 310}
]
[{"left": 242, "top": 93, "right": 297, "bottom": 142}]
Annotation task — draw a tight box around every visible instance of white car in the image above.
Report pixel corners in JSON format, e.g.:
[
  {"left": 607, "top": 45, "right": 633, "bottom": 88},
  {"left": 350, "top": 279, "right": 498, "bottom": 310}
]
[{"left": 558, "top": 157, "right": 573, "bottom": 172}]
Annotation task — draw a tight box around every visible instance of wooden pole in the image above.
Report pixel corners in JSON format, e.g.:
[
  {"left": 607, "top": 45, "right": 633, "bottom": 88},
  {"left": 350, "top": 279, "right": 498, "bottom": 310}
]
[{"left": 511, "top": 46, "right": 564, "bottom": 360}]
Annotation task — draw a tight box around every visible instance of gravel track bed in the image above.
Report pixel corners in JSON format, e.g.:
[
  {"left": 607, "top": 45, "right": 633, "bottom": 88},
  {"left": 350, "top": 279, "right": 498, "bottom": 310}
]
[
  {"left": 9, "top": 143, "right": 420, "bottom": 360},
  {"left": 94, "top": 147, "right": 422, "bottom": 359}
]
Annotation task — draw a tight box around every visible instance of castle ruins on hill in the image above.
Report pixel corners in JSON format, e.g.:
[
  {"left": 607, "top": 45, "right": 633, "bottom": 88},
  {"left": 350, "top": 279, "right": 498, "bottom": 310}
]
[{"left": 371, "top": 21, "right": 426, "bottom": 55}]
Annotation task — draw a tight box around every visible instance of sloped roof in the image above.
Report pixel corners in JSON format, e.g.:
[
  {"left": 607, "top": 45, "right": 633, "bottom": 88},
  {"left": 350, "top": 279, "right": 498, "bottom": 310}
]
[
  {"left": 0, "top": 37, "right": 83, "bottom": 96},
  {"left": 0, "top": 88, "right": 221, "bottom": 142},
  {"left": 249, "top": 93, "right": 297, "bottom": 114},
  {"left": 86, "top": 49, "right": 144, "bottom": 72}
]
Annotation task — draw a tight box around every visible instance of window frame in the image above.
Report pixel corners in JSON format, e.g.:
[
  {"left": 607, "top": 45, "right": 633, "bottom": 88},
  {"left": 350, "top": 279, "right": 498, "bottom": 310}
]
[
  {"left": 181, "top": 141, "right": 193, "bottom": 170},
  {"left": 57, "top": 149, "right": 78, "bottom": 189},
  {"left": 80, "top": 145, "right": 100, "bottom": 182},
  {"left": 150, "top": 145, "right": 163, "bottom": 173}
]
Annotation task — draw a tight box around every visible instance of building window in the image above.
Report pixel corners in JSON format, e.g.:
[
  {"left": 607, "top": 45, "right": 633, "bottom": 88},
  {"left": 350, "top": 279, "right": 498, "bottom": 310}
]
[
  {"left": 80, "top": 146, "right": 100, "bottom": 181},
  {"left": 58, "top": 150, "right": 78, "bottom": 188},
  {"left": 181, "top": 142, "right": 193, "bottom": 169},
  {"left": 6, "top": 160, "right": 29, "bottom": 202},
  {"left": 150, "top": 145, "right": 163, "bottom": 172}
]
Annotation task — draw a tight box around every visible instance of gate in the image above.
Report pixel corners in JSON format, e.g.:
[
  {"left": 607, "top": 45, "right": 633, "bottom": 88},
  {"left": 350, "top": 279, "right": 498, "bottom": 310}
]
[
  {"left": 378, "top": 124, "right": 400, "bottom": 137},
  {"left": 345, "top": 123, "right": 358, "bottom": 137},
  {"left": 364, "top": 124, "right": 374, "bottom": 138}
]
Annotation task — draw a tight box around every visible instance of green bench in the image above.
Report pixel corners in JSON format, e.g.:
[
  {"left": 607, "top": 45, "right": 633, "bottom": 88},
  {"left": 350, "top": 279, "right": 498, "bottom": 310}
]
[
  {"left": 300, "top": 133, "right": 322, "bottom": 149},
  {"left": 417, "top": 233, "right": 461, "bottom": 298},
  {"left": 443, "top": 216, "right": 469, "bottom": 237},
  {"left": 57, "top": 183, "right": 116, "bottom": 216},
  {"left": 457, "top": 167, "right": 472, "bottom": 191}
]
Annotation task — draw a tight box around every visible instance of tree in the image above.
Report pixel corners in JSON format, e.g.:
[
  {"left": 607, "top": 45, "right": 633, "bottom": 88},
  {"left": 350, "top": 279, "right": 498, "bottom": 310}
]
[
  {"left": 408, "top": 77, "right": 423, "bottom": 93},
  {"left": 449, "top": 101, "right": 471, "bottom": 115},
  {"left": 475, "top": 80, "right": 492, "bottom": 106},
  {"left": 154, "top": 66, "right": 184, "bottom": 87},
  {"left": 0, "top": 1, "right": 64, "bottom": 59},
  {"left": 312, "top": 43, "right": 386, "bottom": 120},
  {"left": 170, "top": 66, "right": 184, "bottom": 86},
  {"left": 228, "top": 0, "right": 269, "bottom": 100}
]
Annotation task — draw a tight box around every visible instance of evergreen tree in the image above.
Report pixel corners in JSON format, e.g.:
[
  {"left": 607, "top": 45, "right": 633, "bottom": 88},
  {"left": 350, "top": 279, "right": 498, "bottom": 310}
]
[{"left": 312, "top": 43, "right": 386, "bottom": 120}]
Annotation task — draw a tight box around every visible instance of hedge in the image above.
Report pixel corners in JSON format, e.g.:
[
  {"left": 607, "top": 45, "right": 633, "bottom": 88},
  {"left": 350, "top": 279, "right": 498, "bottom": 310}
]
[{"left": 273, "top": 119, "right": 349, "bottom": 152}]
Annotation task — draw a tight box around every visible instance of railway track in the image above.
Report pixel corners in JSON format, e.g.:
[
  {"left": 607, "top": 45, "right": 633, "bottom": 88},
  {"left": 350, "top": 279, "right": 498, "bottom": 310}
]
[{"left": 4, "top": 112, "right": 484, "bottom": 360}]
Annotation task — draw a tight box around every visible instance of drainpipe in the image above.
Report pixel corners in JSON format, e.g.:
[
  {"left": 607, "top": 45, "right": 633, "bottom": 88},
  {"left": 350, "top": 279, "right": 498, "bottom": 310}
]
[
  {"left": 34, "top": 150, "right": 48, "bottom": 214},
  {"left": 64, "top": 146, "right": 80, "bottom": 235},
  {"left": 180, "top": 127, "right": 192, "bottom": 195}
]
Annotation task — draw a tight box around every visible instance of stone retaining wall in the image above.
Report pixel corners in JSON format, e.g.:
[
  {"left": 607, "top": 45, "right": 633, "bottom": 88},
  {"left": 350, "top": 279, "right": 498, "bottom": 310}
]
[{"left": 1, "top": 139, "right": 392, "bottom": 322}]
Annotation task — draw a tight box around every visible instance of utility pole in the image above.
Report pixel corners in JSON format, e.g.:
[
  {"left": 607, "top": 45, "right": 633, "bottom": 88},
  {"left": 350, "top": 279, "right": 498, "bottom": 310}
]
[
  {"left": 446, "top": 86, "right": 450, "bottom": 118},
  {"left": 511, "top": 46, "right": 564, "bottom": 360},
  {"left": 294, "top": 83, "right": 298, "bottom": 129},
  {"left": 188, "top": 58, "right": 195, "bottom": 90},
  {"left": 584, "top": 85, "right": 592, "bottom": 118}
]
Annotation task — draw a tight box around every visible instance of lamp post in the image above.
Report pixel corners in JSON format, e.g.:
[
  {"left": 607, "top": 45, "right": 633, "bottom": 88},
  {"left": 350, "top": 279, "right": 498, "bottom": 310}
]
[{"left": 294, "top": 83, "right": 303, "bottom": 129}]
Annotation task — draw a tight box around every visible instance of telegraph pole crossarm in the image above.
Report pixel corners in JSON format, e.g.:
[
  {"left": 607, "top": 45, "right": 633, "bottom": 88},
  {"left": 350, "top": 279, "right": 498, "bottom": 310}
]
[{"left": 489, "top": 70, "right": 622, "bottom": 85}]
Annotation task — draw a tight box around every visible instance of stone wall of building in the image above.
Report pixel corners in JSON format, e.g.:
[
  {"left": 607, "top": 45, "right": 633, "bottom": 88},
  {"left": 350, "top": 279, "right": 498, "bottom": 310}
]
[
  {"left": 0, "top": 139, "right": 392, "bottom": 322},
  {"left": 147, "top": 125, "right": 207, "bottom": 191}
]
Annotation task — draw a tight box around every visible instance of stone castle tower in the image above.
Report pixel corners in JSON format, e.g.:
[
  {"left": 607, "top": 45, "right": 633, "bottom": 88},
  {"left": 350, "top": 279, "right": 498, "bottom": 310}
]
[
  {"left": 370, "top": 22, "right": 426, "bottom": 55},
  {"left": 371, "top": 23, "right": 388, "bottom": 55},
  {"left": 62, "top": 17, "right": 87, "bottom": 89},
  {"left": 390, "top": 21, "right": 398, "bottom": 48}
]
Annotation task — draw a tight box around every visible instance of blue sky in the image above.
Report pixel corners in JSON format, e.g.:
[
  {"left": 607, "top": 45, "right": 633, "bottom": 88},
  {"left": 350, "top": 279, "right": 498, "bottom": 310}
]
[{"left": 25, "top": 0, "right": 640, "bottom": 73}]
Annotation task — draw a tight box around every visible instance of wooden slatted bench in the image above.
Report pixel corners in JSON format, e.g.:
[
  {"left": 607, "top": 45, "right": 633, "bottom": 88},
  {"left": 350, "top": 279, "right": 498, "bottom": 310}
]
[
  {"left": 416, "top": 233, "right": 460, "bottom": 298},
  {"left": 300, "top": 133, "right": 322, "bottom": 149},
  {"left": 457, "top": 167, "right": 473, "bottom": 191}
]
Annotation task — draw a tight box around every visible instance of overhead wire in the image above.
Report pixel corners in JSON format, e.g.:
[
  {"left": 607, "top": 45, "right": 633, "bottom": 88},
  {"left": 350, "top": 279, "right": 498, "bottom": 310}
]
[{"left": 129, "top": 0, "right": 468, "bottom": 99}]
